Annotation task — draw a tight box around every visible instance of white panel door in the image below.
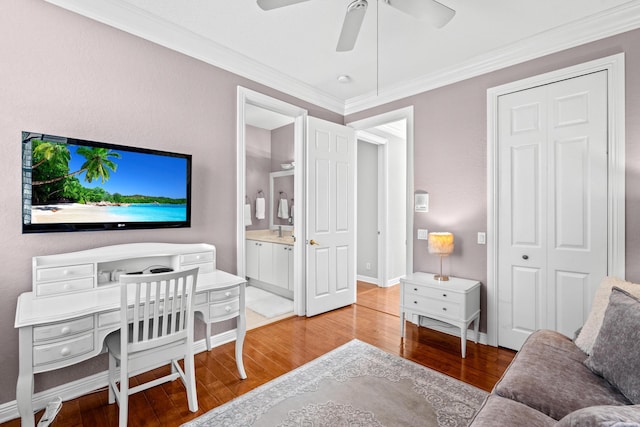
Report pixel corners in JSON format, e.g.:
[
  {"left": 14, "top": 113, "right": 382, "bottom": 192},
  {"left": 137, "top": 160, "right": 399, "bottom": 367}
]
[
  {"left": 306, "top": 116, "right": 356, "bottom": 316},
  {"left": 498, "top": 71, "right": 608, "bottom": 350}
]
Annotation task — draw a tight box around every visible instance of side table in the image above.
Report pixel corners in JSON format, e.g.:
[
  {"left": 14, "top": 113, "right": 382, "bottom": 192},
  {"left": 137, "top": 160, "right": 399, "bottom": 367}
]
[{"left": 400, "top": 272, "right": 481, "bottom": 358}]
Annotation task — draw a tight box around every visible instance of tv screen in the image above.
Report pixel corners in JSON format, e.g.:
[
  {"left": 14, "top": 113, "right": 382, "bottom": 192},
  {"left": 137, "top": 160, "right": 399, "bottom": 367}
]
[{"left": 22, "top": 131, "right": 191, "bottom": 233}]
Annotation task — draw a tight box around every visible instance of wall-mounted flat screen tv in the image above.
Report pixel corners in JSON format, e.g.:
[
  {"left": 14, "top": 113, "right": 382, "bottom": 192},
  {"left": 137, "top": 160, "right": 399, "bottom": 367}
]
[{"left": 22, "top": 131, "right": 191, "bottom": 233}]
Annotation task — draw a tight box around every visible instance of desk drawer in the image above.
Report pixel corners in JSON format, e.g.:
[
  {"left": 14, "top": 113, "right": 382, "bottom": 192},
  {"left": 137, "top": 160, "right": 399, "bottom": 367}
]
[
  {"left": 403, "top": 284, "right": 464, "bottom": 304},
  {"left": 180, "top": 252, "right": 214, "bottom": 265},
  {"left": 33, "top": 332, "right": 95, "bottom": 366},
  {"left": 36, "top": 264, "right": 94, "bottom": 283},
  {"left": 209, "top": 300, "right": 240, "bottom": 319},
  {"left": 210, "top": 287, "right": 240, "bottom": 302},
  {"left": 187, "top": 262, "right": 214, "bottom": 274},
  {"left": 36, "top": 277, "right": 94, "bottom": 297},
  {"left": 33, "top": 316, "right": 94, "bottom": 342},
  {"left": 404, "top": 294, "right": 461, "bottom": 319}
]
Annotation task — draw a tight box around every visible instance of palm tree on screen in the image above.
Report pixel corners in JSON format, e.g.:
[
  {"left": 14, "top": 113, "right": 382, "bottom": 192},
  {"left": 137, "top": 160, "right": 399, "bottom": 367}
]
[{"left": 32, "top": 141, "right": 120, "bottom": 186}]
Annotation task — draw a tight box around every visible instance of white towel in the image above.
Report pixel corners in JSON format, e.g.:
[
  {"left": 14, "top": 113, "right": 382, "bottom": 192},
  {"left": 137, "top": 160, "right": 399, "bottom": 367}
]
[
  {"left": 278, "top": 198, "right": 289, "bottom": 219},
  {"left": 289, "top": 203, "right": 294, "bottom": 222},
  {"left": 255, "top": 197, "right": 265, "bottom": 220},
  {"left": 244, "top": 203, "right": 252, "bottom": 226}
]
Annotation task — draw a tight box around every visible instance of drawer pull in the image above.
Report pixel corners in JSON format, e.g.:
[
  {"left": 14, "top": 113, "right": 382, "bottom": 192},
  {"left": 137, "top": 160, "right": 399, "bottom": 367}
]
[
  {"left": 413, "top": 287, "right": 418, "bottom": 292},
  {"left": 60, "top": 326, "right": 71, "bottom": 335},
  {"left": 442, "top": 307, "right": 447, "bottom": 311},
  {"left": 442, "top": 293, "right": 448, "bottom": 297},
  {"left": 413, "top": 301, "right": 418, "bottom": 304},
  {"left": 225, "top": 292, "right": 231, "bottom": 297},
  {"left": 225, "top": 306, "right": 232, "bottom": 312},
  {"left": 60, "top": 347, "right": 71, "bottom": 357}
]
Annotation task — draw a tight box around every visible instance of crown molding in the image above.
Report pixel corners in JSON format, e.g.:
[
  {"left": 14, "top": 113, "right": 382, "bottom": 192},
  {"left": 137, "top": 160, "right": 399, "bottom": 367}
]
[
  {"left": 44, "top": 0, "right": 346, "bottom": 114},
  {"left": 344, "top": 1, "right": 640, "bottom": 115},
  {"left": 45, "top": 0, "right": 640, "bottom": 117}
]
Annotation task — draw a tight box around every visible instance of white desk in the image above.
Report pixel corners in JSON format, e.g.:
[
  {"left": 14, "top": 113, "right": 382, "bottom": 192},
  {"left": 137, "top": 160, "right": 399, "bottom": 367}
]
[
  {"left": 14, "top": 243, "right": 247, "bottom": 427},
  {"left": 400, "top": 272, "right": 480, "bottom": 358}
]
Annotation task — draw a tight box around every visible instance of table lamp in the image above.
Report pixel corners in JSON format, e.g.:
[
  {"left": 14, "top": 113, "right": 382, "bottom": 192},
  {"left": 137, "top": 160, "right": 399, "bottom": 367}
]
[{"left": 428, "top": 232, "right": 454, "bottom": 281}]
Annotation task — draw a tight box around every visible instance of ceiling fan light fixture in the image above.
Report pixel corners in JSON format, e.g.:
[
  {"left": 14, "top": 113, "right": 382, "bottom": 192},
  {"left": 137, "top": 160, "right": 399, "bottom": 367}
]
[
  {"left": 336, "top": 0, "right": 368, "bottom": 52},
  {"left": 383, "top": 0, "right": 455, "bottom": 28},
  {"left": 256, "top": 0, "right": 312, "bottom": 11}
]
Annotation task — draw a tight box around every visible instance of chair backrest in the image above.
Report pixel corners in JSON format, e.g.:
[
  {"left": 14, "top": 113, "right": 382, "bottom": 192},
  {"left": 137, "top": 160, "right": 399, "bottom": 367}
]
[{"left": 118, "top": 268, "right": 199, "bottom": 354}]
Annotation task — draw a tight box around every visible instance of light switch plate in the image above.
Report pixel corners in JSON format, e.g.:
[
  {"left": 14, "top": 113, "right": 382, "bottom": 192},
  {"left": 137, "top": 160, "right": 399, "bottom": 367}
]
[
  {"left": 417, "top": 229, "right": 429, "bottom": 240},
  {"left": 477, "top": 232, "right": 486, "bottom": 244}
]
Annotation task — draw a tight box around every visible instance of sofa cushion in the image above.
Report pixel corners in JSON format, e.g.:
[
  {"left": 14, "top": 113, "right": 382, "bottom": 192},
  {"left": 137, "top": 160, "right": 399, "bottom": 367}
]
[
  {"left": 469, "top": 395, "right": 555, "bottom": 427},
  {"left": 575, "top": 277, "right": 640, "bottom": 355},
  {"left": 555, "top": 404, "right": 640, "bottom": 426},
  {"left": 494, "top": 329, "right": 629, "bottom": 420},
  {"left": 584, "top": 288, "right": 640, "bottom": 404}
]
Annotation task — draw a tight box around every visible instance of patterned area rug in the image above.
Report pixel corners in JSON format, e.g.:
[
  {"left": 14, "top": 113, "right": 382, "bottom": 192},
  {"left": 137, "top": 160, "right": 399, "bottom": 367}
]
[{"left": 183, "top": 340, "right": 488, "bottom": 427}]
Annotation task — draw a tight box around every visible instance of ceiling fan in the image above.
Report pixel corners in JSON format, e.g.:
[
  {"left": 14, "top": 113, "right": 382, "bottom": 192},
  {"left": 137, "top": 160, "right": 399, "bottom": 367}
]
[{"left": 256, "top": 0, "right": 456, "bottom": 52}]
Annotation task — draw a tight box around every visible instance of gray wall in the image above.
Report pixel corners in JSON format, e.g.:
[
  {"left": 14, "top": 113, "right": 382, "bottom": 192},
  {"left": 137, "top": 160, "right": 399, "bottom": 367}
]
[
  {"left": 246, "top": 125, "right": 272, "bottom": 230},
  {"left": 0, "top": 0, "right": 340, "bottom": 404},
  {"left": 357, "top": 141, "right": 378, "bottom": 278},
  {"left": 346, "top": 28, "right": 640, "bottom": 331}
]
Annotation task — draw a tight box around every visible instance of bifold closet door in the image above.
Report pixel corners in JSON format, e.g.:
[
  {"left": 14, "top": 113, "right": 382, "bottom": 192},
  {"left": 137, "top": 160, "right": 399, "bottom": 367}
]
[{"left": 497, "top": 71, "right": 608, "bottom": 350}]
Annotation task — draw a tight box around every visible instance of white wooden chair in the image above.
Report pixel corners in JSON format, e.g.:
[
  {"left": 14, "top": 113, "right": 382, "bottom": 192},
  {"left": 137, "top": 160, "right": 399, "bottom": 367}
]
[{"left": 105, "top": 268, "right": 199, "bottom": 427}]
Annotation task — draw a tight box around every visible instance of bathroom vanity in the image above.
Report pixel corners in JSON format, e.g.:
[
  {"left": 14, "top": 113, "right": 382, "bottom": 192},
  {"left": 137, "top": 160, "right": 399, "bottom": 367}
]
[{"left": 245, "top": 230, "right": 294, "bottom": 298}]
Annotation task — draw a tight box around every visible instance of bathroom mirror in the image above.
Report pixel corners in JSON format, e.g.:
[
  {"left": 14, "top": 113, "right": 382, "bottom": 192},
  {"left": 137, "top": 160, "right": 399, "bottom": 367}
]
[{"left": 270, "top": 170, "right": 294, "bottom": 230}]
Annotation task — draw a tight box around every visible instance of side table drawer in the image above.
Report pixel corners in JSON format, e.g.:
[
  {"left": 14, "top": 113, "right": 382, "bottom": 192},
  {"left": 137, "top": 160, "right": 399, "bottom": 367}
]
[
  {"left": 33, "top": 332, "right": 95, "bottom": 366},
  {"left": 404, "top": 284, "right": 464, "bottom": 304},
  {"left": 404, "top": 294, "right": 461, "bottom": 319}
]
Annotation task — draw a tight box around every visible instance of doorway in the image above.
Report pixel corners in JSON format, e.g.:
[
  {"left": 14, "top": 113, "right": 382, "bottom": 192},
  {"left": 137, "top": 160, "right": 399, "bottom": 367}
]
[
  {"left": 348, "top": 107, "right": 414, "bottom": 287},
  {"left": 486, "top": 54, "right": 626, "bottom": 349},
  {"left": 236, "top": 87, "right": 307, "bottom": 328}
]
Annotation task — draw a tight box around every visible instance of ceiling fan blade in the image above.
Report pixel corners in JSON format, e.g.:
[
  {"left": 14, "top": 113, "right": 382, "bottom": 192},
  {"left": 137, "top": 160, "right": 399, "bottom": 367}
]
[
  {"left": 257, "top": 0, "right": 311, "bottom": 11},
  {"left": 336, "top": 0, "right": 368, "bottom": 52},
  {"left": 384, "top": 0, "right": 455, "bottom": 28}
]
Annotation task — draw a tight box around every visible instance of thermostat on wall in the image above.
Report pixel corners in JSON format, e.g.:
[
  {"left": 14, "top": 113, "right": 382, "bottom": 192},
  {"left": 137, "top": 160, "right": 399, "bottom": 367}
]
[{"left": 415, "top": 192, "right": 429, "bottom": 212}]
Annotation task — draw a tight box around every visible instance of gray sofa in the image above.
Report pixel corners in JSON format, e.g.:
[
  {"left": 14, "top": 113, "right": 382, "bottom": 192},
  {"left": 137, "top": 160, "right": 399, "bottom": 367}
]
[{"left": 470, "top": 285, "right": 640, "bottom": 426}]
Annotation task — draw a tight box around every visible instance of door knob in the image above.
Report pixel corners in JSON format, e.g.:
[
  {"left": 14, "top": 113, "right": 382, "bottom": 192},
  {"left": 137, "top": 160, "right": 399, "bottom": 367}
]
[
  {"left": 309, "top": 239, "right": 320, "bottom": 246},
  {"left": 522, "top": 255, "right": 529, "bottom": 260}
]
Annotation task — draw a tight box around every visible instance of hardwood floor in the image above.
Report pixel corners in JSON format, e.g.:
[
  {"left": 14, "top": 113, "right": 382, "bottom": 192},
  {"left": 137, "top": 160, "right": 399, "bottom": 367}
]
[{"left": 6, "top": 282, "right": 515, "bottom": 427}]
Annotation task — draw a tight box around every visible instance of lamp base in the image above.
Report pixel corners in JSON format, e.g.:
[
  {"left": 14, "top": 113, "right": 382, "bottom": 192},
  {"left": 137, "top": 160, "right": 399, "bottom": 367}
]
[{"left": 433, "top": 274, "right": 450, "bottom": 281}]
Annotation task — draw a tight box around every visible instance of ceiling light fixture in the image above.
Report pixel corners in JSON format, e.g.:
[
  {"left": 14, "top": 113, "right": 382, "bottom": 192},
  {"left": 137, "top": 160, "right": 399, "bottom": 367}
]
[{"left": 337, "top": 75, "right": 351, "bottom": 83}]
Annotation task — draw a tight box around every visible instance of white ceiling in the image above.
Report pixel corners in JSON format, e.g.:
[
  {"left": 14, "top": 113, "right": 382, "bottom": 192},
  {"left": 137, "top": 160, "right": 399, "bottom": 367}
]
[{"left": 45, "top": 0, "right": 640, "bottom": 115}]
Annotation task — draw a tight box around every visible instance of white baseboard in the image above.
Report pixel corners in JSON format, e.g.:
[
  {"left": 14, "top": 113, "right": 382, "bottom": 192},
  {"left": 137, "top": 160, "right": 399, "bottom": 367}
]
[
  {"left": 385, "top": 276, "right": 402, "bottom": 287},
  {"left": 0, "top": 330, "right": 238, "bottom": 424},
  {"left": 356, "top": 275, "right": 379, "bottom": 286},
  {"left": 356, "top": 275, "right": 402, "bottom": 288}
]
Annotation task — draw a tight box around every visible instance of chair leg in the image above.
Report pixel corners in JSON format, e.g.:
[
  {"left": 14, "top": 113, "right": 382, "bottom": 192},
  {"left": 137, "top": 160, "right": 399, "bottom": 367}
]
[
  {"left": 183, "top": 354, "right": 198, "bottom": 412},
  {"left": 108, "top": 352, "right": 116, "bottom": 404},
  {"left": 119, "top": 359, "right": 129, "bottom": 427}
]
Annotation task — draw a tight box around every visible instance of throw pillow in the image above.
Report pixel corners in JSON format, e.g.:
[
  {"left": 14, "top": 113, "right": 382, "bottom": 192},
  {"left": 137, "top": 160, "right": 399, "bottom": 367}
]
[
  {"left": 584, "top": 287, "right": 640, "bottom": 404},
  {"left": 575, "top": 277, "right": 640, "bottom": 355},
  {"left": 556, "top": 404, "right": 640, "bottom": 427}
]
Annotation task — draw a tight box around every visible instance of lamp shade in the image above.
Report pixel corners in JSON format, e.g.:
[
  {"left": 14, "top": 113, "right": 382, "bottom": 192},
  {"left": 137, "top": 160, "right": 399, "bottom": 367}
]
[{"left": 428, "top": 232, "right": 454, "bottom": 256}]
